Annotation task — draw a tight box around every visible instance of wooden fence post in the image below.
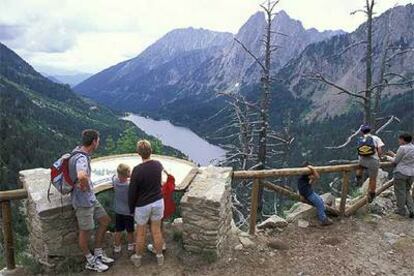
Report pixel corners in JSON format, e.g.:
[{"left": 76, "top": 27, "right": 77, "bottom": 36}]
[
  {"left": 1, "top": 200, "right": 16, "bottom": 270},
  {"left": 249, "top": 179, "right": 260, "bottom": 235},
  {"left": 340, "top": 171, "right": 350, "bottom": 216}
]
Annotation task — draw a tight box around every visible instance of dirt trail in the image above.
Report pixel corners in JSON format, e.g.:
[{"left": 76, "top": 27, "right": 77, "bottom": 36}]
[{"left": 80, "top": 214, "right": 414, "bottom": 276}]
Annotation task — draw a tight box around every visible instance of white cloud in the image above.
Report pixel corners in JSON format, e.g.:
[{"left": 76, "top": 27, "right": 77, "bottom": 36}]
[{"left": 0, "top": 0, "right": 412, "bottom": 74}]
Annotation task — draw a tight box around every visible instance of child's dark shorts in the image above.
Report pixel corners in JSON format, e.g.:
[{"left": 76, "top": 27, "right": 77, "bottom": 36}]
[{"left": 115, "top": 213, "right": 134, "bottom": 233}]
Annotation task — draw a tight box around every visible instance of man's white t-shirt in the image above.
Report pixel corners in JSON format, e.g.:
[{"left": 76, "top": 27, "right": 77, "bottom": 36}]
[{"left": 363, "top": 134, "right": 385, "bottom": 160}]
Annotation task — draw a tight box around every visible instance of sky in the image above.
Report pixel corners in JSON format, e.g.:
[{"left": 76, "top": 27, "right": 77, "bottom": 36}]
[{"left": 0, "top": 0, "right": 412, "bottom": 75}]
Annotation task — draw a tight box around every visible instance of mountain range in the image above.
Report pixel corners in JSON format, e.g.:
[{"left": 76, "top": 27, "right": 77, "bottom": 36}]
[
  {"left": 42, "top": 72, "right": 93, "bottom": 87},
  {"left": 75, "top": 5, "right": 413, "bottom": 148},
  {"left": 75, "top": 10, "right": 344, "bottom": 113}
]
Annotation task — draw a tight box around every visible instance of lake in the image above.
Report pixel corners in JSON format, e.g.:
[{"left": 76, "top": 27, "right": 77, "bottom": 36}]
[{"left": 123, "top": 114, "right": 227, "bottom": 165}]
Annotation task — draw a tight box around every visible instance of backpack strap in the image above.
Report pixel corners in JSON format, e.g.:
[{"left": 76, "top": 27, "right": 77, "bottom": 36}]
[{"left": 68, "top": 151, "right": 89, "bottom": 185}]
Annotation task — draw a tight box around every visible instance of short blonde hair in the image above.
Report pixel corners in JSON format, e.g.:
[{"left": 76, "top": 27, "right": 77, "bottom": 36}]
[
  {"left": 117, "top": 163, "right": 130, "bottom": 178},
  {"left": 137, "top": 139, "right": 152, "bottom": 159}
]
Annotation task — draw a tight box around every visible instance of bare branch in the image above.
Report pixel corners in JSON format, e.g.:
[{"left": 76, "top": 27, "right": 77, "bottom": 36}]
[
  {"left": 351, "top": 9, "right": 367, "bottom": 15},
  {"left": 375, "top": 116, "right": 401, "bottom": 134},
  {"left": 311, "top": 74, "right": 367, "bottom": 101},
  {"left": 325, "top": 126, "right": 362, "bottom": 149},
  {"left": 234, "top": 37, "right": 266, "bottom": 71}
]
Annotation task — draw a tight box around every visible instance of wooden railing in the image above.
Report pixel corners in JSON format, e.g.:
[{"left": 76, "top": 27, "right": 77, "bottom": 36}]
[
  {"left": 0, "top": 188, "right": 28, "bottom": 271},
  {"left": 233, "top": 162, "right": 393, "bottom": 235}
]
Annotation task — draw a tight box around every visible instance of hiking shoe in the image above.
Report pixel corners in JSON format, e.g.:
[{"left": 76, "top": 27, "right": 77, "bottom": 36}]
[
  {"left": 367, "top": 192, "right": 376, "bottom": 203},
  {"left": 147, "top": 243, "right": 167, "bottom": 254},
  {"left": 130, "top": 254, "right": 142, "bottom": 268},
  {"left": 320, "top": 218, "right": 333, "bottom": 226},
  {"left": 85, "top": 257, "right": 109, "bottom": 273},
  {"left": 156, "top": 254, "right": 164, "bottom": 266},
  {"left": 97, "top": 252, "right": 114, "bottom": 265}
]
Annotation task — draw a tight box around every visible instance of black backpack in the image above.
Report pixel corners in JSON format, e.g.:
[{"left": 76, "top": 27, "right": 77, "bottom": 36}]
[{"left": 357, "top": 136, "right": 376, "bottom": 156}]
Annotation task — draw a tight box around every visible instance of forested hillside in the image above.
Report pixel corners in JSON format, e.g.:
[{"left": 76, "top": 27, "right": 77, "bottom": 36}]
[{"left": 0, "top": 42, "right": 179, "bottom": 190}]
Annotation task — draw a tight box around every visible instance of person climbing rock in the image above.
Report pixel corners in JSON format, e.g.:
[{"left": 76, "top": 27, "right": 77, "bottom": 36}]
[
  {"left": 385, "top": 133, "right": 414, "bottom": 218},
  {"left": 297, "top": 164, "right": 333, "bottom": 226},
  {"left": 129, "top": 139, "right": 165, "bottom": 267},
  {"left": 70, "top": 129, "right": 114, "bottom": 272},
  {"left": 355, "top": 124, "right": 385, "bottom": 203}
]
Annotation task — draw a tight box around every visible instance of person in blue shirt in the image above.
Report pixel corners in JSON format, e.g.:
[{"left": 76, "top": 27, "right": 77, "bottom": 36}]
[{"left": 297, "top": 164, "right": 333, "bottom": 226}]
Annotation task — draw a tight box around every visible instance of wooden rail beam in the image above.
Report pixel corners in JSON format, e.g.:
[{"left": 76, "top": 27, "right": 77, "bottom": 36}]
[
  {"left": 262, "top": 181, "right": 340, "bottom": 216},
  {"left": 345, "top": 179, "right": 394, "bottom": 216},
  {"left": 340, "top": 172, "right": 350, "bottom": 216},
  {"left": 249, "top": 179, "right": 260, "bottom": 235},
  {"left": 0, "top": 189, "right": 28, "bottom": 202},
  {"left": 1, "top": 200, "right": 16, "bottom": 270},
  {"left": 233, "top": 162, "right": 392, "bottom": 179}
]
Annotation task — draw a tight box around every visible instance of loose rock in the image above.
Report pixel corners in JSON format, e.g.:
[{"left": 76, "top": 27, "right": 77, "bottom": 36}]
[
  {"left": 298, "top": 219, "right": 310, "bottom": 228},
  {"left": 267, "top": 238, "right": 289, "bottom": 250},
  {"left": 239, "top": 236, "right": 255, "bottom": 248},
  {"left": 257, "top": 215, "right": 288, "bottom": 230}
]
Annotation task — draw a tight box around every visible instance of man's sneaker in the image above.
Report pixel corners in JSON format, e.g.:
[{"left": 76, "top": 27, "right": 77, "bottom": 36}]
[
  {"left": 156, "top": 254, "right": 164, "bottom": 266},
  {"left": 147, "top": 243, "right": 167, "bottom": 254},
  {"left": 320, "top": 218, "right": 333, "bottom": 226},
  {"left": 85, "top": 257, "right": 109, "bottom": 273},
  {"left": 367, "top": 192, "right": 376, "bottom": 203},
  {"left": 130, "top": 254, "right": 142, "bottom": 268},
  {"left": 97, "top": 252, "right": 114, "bottom": 265}
]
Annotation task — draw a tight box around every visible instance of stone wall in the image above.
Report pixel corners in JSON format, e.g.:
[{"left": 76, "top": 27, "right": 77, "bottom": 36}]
[
  {"left": 180, "top": 166, "right": 233, "bottom": 258},
  {"left": 20, "top": 168, "right": 82, "bottom": 267}
]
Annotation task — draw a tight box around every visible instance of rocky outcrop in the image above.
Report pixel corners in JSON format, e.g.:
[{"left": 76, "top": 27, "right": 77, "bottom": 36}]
[
  {"left": 286, "top": 193, "right": 336, "bottom": 222},
  {"left": 257, "top": 215, "right": 288, "bottom": 229},
  {"left": 180, "top": 166, "right": 233, "bottom": 258}
]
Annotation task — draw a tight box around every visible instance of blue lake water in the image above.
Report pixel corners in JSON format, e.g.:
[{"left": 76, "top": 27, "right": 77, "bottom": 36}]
[{"left": 123, "top": 114, "right": 227, "bottom": 166}]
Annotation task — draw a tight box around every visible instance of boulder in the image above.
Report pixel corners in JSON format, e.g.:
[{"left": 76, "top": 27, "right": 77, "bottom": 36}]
[
  {"left": 297, "top": 219, "right": 310, "bottom": 228},
  {"left": 239, "top": 236, "right": 255, "bottom": 248},
  {"left": 234, "top": 244, "right": 243, "bottom": 251},
  {"left": 172, "top": 217, "right": 184, "bottom": 234},
  {"left": 369, "top": 196, "right": 394, "bottom": 215},
  {"left": 361, "top": 169, "right": 389, "bottom": 193},
  {"left": 257, "top": 215, "right": 288, "bottom": 230},
  {"left": 384, "top": 232, "right": 400, "bottom": 245},
  {"left": 286, "top": 193, "right": 335, "bottom": 223}
]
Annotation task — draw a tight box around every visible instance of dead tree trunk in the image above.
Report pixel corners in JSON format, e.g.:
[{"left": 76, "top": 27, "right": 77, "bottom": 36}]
[
  {"left": 364, "top": 0, "right": 375, "bottom": 127},
  {"left": 257, "top": 1, "right": 275, "bottom": 214}
]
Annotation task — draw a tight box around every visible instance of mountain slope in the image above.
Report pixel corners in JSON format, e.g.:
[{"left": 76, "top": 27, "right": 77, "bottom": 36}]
[
  {"left": 0, "top": 43, "right": 174, "bottom": 187},
  {"left": 278, "top": 4, "right": 414, "bottom": 121},
  {"left": 75, "top": 28, "right": 233, "bottom": 109}
]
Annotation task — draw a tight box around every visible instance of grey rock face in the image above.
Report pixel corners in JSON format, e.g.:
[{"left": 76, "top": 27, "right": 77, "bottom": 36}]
[{"left": 279, "top": 4, "right": 414, "bottom": 121}]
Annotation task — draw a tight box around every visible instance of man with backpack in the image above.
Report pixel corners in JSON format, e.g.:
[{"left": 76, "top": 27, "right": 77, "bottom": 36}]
[
  {"left": 356, "top": 124, "right": 385, "bottom": 203},
  {"left": 69, "top": 129, "right": 114, "bottom": 272}
]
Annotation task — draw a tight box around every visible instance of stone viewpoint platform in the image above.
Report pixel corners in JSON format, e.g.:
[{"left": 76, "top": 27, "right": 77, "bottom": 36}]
[{"left": 19, "top": 154, "right": 233, "bottom": 269}]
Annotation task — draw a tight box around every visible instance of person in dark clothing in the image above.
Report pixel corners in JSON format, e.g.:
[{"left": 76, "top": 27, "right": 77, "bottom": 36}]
[
  {"left": 297, "top": 165, "right": 333, "bottom": 226},
  {"left": 129, "top": 140, "right": 165, "bottom": 267}
]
